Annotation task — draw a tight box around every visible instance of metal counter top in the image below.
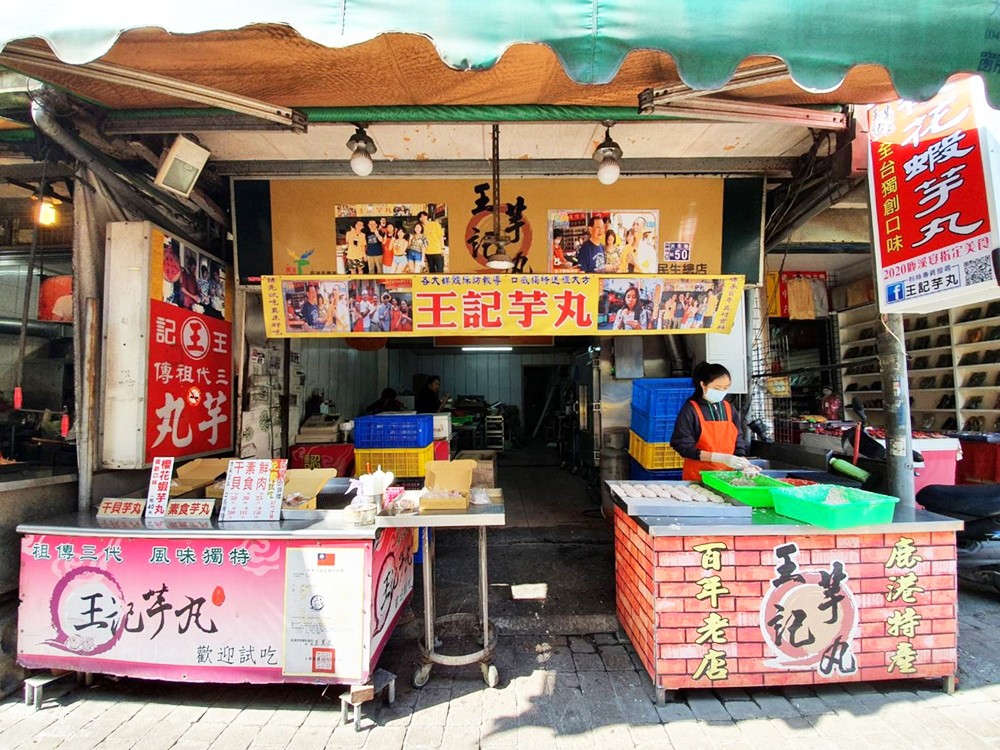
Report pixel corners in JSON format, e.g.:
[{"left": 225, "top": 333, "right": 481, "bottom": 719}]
[
  {"left": 17, "top": 511, "right": 380, "bottom": 540},
  {"left": 612, "top": 496, "right": 963, "bottom": 537},
  {"left": 18, "top": 492, "right": 508, "bottom": 538}
]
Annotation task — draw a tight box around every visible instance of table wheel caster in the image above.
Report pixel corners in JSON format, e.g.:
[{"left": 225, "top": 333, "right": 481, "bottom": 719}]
[
  {"left": 412, "top": 664, "right": 432, "bottom": 689},
  {"left": 482, "top": 663, "right": 499, "bottom": 688}
]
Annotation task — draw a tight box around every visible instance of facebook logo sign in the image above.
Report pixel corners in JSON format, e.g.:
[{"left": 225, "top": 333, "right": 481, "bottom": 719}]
[{"left": 886, "top": 283, "right": 905, "bottom": 303}]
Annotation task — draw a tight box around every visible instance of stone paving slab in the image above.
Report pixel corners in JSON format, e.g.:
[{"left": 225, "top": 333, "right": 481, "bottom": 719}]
[{"left": 1, "top": 588, "right": 998, "bottom": 749}]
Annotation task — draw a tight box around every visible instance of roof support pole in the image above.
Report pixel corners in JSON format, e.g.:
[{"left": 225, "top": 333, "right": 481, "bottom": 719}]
[{"left": 877, "top": 313, "right": 915, "bottom": 508}]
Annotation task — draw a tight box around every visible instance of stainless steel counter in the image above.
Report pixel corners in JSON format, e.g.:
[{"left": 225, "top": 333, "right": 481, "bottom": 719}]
[
  {"left": 18, "top": 510, "right": 380, "bottom": 540},
  {"left": 614, "top": 496, "right": 962, "bottom": 536}
]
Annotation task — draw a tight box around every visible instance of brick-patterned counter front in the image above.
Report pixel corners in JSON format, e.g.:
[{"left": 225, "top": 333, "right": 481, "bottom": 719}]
[{"left": 613, "top": 505, "right": 958, "bottom": 699}]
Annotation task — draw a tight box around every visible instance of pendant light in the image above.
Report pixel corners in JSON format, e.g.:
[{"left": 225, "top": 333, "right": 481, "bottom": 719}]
[
  {"left": 485, "top": 123, "right": 515, "bottom": 270},
  {"left": 593, "top": 121, "right": 623, "bottom": 185},
  {"left": 346, "top": 124, "right": 377, "bottom": 177}
]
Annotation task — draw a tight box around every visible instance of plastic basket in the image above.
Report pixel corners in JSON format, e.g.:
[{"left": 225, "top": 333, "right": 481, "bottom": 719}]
[
  {"left": 354, "top": 415, "right": 434, "bottom": 449},
  {"left": 630, "top": 408, "right": 678, "bottom": 444},
  {"left": 628, "top": 431, "right": 684, "bottom": 469},
  {"left": 772, "top": 485, "right": 899, "bottom": 529},
  {"left": 631, "top": 378, "right": 692, "bottom": 415},
  {"left": 629, "top": 459, "right": 682, "bottom": 481},
  {"left": 354, "top": 444, "right": 435, "bottom": 477},
  {"left": 700, "top": 471, "right": 795, "bottom": 508}
]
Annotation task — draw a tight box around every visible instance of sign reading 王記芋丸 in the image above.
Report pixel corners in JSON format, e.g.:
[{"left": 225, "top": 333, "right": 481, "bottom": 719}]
[
  {"left": 102, "top": 222, "right": 235, "bottom": 470},
  {"left": 260, "top": 274, "right": 744, "bottom": 338},
  {"left": 868, "top": 76, "right": 999, "bottom": 314}
]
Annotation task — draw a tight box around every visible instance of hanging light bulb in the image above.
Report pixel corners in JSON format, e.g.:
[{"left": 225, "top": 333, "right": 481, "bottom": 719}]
[
  {"left": 592, "top": 121, "right": 623, "bottom": 185},
  {"left": 346, "top": 125, "right": 377, "bottom": 176}
]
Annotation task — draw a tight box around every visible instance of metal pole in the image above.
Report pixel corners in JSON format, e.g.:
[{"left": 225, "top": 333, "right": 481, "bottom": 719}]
[{"left": 877, "top": 313, "right": 915, "bottom": 507}]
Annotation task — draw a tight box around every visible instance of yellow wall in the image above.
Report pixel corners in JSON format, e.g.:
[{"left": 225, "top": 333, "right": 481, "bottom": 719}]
[{"left": 269, "top": 177, "right": 724, "bottom": 275}]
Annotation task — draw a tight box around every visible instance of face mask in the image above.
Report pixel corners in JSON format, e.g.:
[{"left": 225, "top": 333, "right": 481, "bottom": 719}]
[{"left": 704, "top": 388, "right": 727, "bottom": 403}]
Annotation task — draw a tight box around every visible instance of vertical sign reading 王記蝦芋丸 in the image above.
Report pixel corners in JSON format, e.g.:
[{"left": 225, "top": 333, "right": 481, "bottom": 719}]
[{"left": 868, "top": 76, "right": 999, "bottom": 314}]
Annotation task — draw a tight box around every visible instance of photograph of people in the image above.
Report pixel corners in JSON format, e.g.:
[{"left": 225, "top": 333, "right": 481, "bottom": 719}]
[
  {"left": 635, "top": 231, "right": 658, "bottom": 273},
  {"left": 331, "top": 284, "right": 351, "bottom": 332},
  {"left": 603, "top": 229, "right": 621, "bottom": 274},
  {"left": 407, "top": 221, "right": 428, "bottom": 273},
  {"left": 396, "top": 298, "right": 413, "bottom": 331},
  {"left": 390, "top": 227, "right": 409, "bottom": 273},
  {"left": 577, "top": 215, "right": 608, "bottom": 273},
  {"left": 618, "top": 227, "right": 638, "bottom": 273},
  {"left": 345, "top": 219, "right": 366, "bottom": 275},
  {"left": 373, "top": 292, "right": 394, "bottom": 333},
  {"left": 197, "top": 259, "right": 212, "bottom": 308},
  {"left": 551, "top": 228, "right": 578, "bottom": 270},
  {"left": 179, "top": 251, "right": 200, "bottom": 310},
  {"left": 418, "top": 210, "right": 445, "bottom": 273},
  {"left": 612, "top": 285, "right": 650, "bottom": 330},
  {"left": 209, "top": 262, "right": 225, "bottom": 318},
  {"left": 349, "top": 282, "right": 377, "bottom": 332},
  {"left": 296, "top": 282, "right": 324, "bottom": 330},
  {"left": 364, "top": 219, "right": 384, "bottom": 274},
  {"left": 162, "top": 238, "right": 182, "bottom": 305},
  {"left": 670, "top": 362, "right": 755, "bottom": 481},
  {"left": 379, "top": 218, "right": 395, "bottom": 271}
]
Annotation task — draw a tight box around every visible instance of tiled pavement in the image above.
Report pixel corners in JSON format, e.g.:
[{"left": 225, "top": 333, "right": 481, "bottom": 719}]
[{"left": 2, "top": 587, "right": 1000, "bottom": 749}]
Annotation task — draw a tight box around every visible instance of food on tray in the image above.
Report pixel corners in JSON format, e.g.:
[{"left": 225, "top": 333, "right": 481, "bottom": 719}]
[
  {"left": 822, "top": 487, "right": 851, "bottom": 505},
  {"left": 778, "top": 478, "right": 817, "bottom": 487},
  {"left": 727, "top": 476, "right": 758, "bottom": 487},
  {"left": 613, "top": 482, "right": 726, "bottom": 504}
]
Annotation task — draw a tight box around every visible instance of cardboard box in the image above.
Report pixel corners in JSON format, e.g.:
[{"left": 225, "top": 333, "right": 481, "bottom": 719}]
[
  {"left": 283, "top": 468, "right": 338, "bottom": 510},
  {"left": 169, "top": 458, "right": 232, "bottom": 497},
  {"left": 420, "top": 459, "right": 476, "bottom": 511},
  {"left": 454, "top": 450, "right": 497, "bottom": 488}
]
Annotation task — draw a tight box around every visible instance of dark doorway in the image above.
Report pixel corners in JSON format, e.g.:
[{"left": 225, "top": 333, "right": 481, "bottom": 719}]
[{"left": 523, "top": 365, "right": 556, "bottom": 440}]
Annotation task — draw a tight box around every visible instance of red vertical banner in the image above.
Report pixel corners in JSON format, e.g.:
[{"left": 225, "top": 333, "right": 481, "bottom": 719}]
[
  {"left": 868, "top": 77, "right": 997, "bottom": 312},
  {"left": 145, "top": 299, "right": 233, "bottom": 464}
]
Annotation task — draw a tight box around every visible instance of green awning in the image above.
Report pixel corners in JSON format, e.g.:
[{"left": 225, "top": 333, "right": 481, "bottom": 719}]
[{"left": 3, "top": 1, "right": 997, "bottom": 104}]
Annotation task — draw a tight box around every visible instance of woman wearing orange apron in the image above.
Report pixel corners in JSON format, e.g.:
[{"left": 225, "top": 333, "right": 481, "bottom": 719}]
[{"left": 670, "top": 362, "right": 756, "bottom": 481}]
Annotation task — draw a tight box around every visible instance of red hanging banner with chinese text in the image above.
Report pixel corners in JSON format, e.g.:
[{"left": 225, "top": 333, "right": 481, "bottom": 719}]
[{"left": 868, "top": 76, "right": 998, "bottom": 313}]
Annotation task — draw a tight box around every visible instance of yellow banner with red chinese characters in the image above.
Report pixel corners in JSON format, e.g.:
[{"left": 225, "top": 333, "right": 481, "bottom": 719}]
[{"left": 261, "top": 274, "right": 743, "bottom": 338}]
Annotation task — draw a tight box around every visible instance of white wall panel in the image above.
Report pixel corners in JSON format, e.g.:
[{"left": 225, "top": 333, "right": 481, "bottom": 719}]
[
  {"left": 297, "top": 340, "right": 382, "bottom": 419},
  {"left": 385, "top": 350, "right": 572, "bottom": 415}
]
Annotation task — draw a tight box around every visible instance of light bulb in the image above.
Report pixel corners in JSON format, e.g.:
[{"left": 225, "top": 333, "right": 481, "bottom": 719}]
[
  {"left": 37, "top": 200, "right": 58, "bottom": 226},
  {"left": 596, "top": 156, "right": 620, "bottom": 185},
  {"left": 350, "top": 149, "right": 374, "bottom": 177}
]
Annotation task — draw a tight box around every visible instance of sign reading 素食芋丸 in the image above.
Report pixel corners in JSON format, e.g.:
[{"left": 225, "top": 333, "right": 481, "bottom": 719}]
[{"left": 868, "top": 76, "right": 999, "bottom": 314}]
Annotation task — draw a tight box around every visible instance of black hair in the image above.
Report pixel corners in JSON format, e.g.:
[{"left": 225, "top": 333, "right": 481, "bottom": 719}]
[
  {"left": 588, "top": 215, "right": 605, "bottom": 228},
  {"left": 381, "top": 387, "right": 397, "bottom": 399},
  {"left": 692, "top": 362, "right": 731, "bottom": 400},
  {"left": 417, "top": 210, "right": 429, "bottom": 221},
  {"left": 552, "top": 228, "right": 563, "bottom": 240},
  {"left": 427, "top": 375, "right": 441, "bottom": 385}
]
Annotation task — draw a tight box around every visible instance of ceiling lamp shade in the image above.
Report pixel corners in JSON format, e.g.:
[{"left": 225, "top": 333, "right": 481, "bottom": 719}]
[
  {"left": 347, "top": 124, "right": 377, "bottom": 176},
  {"left": 593, "top": 122, "right": 622, "bottom": 185},
  {"left": 486, "top": 240, "right": 515, "bottom": 270}
]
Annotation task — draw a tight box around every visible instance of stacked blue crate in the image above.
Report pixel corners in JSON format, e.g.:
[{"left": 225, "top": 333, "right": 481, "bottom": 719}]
[{"left": 629, "top": 378, "right": 691, "bottom": 480}]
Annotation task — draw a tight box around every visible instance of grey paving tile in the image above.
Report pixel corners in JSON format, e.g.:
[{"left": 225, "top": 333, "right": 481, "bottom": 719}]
[
  {"left": 571, "top": 652, "right": 605, "bottom": 672},
  {"left": 568, "top": 636, "right": 595, "bottom": 653},
  {"left": 598, "top": 645, "right": 633, "bottom": 671},
  {"left": 687, "top": 693, "right": 732, "bottom": 722}
]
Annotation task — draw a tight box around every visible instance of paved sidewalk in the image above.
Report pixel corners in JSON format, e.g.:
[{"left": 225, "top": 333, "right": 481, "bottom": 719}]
[{"left": 2, "top": 587, "right": 1000, "bottom": 749}]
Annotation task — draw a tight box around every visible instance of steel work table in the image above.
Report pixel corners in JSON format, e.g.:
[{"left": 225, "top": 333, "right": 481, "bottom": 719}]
[{"left": 378, "top": 493, "right": 506, "bottom": 688}]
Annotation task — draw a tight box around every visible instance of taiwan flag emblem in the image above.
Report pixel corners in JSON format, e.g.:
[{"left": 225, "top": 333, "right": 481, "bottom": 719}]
[{"left": 317, "top": 552, "right": 336, "bottom": 566}]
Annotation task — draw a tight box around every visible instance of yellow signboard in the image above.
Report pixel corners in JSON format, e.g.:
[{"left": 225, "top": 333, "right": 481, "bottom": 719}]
[{"left": 261, "top": 274, "right": 744, "bottom": 338}]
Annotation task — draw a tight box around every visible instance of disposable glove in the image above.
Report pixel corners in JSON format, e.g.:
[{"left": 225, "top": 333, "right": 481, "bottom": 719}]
[{"left": 707, "top": 453, "right": 751, "bottom": 470}]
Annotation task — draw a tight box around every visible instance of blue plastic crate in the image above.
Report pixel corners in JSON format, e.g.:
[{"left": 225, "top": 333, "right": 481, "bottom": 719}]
[
  {"left": 629, "top": 459, "right": 682, "bottom": 481},
  {"left": 631, "top": 378, "right": 692, "bottom": 415},
  {"left": 631, "top": 407, "right": 680, "bottom": 444},
  {"left": 353, "top": 415, "right": 434, "bottom": 449}
]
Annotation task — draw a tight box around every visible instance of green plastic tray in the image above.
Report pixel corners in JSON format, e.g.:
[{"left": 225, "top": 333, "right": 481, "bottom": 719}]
[
  {"left": 772, "top": 484, "right": 899, "bottom": 529},
  {"left": 699, "top": 471, "right": 794, "bottom": 508}
]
